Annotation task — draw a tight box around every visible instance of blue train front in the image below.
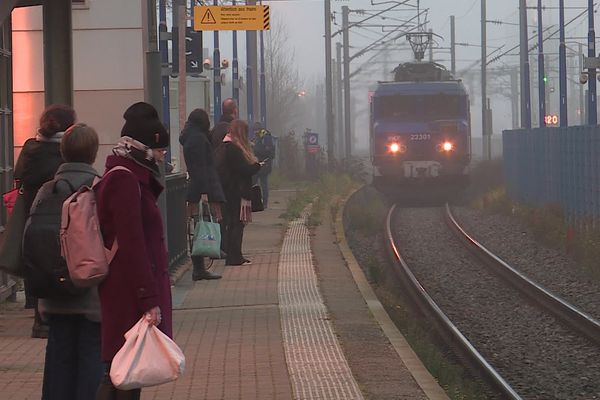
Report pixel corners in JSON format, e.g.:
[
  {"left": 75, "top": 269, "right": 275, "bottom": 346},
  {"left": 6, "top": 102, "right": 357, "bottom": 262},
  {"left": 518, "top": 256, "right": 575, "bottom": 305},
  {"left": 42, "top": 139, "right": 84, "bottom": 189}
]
[{"left": 370, "top": 62, "right": 471, "bottom": 195}]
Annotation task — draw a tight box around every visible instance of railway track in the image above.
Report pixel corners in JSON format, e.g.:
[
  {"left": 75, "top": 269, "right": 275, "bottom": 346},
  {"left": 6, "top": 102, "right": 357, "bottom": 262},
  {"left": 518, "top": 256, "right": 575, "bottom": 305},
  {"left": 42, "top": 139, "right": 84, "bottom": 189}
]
[{"left": 386, "top": 204, "right": 600, "bottom": 399}]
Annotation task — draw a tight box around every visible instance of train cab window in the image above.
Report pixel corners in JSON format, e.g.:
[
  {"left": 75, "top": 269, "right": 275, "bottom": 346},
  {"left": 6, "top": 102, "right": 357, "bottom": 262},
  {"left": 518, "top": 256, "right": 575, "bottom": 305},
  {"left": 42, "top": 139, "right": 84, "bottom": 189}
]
[
  {"left": 423, "top": 95, "right": 464, "bottom": 120},
  {"left": 375, "top": 96, "right": 418, "bottom": 119}
]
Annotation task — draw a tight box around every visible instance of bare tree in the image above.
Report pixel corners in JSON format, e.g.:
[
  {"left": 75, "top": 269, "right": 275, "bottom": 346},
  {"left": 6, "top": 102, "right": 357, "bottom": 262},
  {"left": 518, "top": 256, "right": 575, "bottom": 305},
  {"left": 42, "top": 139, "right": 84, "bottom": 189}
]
[{"left": 264, "top": 20, "right": 305, "bottom": 137}]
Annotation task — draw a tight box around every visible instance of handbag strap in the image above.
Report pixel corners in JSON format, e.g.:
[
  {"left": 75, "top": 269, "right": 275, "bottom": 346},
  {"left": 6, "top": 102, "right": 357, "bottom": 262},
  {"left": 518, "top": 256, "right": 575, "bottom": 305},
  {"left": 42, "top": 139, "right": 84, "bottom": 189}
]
[{"left": 199, "top": 201, "right": 214, "bottom": 223}]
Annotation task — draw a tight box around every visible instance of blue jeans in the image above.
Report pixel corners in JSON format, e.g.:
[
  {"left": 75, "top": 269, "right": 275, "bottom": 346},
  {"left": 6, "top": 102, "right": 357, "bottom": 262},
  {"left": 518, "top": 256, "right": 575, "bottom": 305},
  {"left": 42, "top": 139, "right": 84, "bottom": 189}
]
[
  {"left": 42, "top": 314, "right": 103, "bottom": 400},
  {"left": 257, "top": 173, "right": 269, "bottom": 208}
]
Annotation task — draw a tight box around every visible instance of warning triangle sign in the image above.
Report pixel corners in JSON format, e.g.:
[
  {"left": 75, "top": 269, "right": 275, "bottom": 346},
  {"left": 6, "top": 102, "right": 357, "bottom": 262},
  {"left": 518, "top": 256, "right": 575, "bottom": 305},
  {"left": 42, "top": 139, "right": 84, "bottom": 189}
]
[{"left": 201, "top": 9, "right": 217, "bottom": 24}]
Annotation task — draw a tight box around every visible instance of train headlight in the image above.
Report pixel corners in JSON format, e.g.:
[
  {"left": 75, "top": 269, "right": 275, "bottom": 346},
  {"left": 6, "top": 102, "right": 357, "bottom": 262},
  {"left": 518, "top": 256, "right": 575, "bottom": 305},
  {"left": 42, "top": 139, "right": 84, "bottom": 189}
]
[
  {"left": 441, "top": 141, "right": 454, "bottom": 152},
  {"left": 389, "top": 142, "right": 401, "bottom": 153}
]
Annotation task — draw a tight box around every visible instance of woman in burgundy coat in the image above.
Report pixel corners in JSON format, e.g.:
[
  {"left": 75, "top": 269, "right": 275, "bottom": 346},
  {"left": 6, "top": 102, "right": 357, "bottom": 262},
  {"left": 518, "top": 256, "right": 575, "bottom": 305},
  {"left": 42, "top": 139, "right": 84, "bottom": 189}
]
[{"left": 94, "top": 102, "right": 172, "bottom": 399}]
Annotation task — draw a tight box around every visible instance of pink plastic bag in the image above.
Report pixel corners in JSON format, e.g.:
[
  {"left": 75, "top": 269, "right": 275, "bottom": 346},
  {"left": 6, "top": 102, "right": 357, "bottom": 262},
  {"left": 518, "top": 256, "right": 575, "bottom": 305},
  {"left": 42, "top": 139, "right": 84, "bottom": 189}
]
[{"left": 110, "top": 315, "right": 185, "bottom": 390}]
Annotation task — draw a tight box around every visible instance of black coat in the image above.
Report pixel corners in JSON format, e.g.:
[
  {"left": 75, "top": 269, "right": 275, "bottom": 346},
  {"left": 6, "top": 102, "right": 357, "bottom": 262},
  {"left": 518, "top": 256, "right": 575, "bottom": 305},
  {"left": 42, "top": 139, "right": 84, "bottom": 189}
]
[
  {"left": 14, "top": 137, "right": 64, "bottom": 213},
  {"left": 215, "top": 142, "right": 260, "bottom": 210},
  {"left": 179, "top": 123, "right": 225, "bottom": 203},
  {"left": 210, "top": 114, "right": 234, "bottom": 149},
  {"left": 253, "top": 133, "right": 275, "bottom": 175}
]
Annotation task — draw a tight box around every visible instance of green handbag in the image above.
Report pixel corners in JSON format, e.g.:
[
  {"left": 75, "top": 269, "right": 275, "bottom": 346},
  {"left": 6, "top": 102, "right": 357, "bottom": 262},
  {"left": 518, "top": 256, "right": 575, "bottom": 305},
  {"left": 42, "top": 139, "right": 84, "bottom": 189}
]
[
  {"left": 191, "top": 203, "right": 221, "bottom": 259},
  {"left": 0, "top": 187, "right": 27, "bottom": 277}
]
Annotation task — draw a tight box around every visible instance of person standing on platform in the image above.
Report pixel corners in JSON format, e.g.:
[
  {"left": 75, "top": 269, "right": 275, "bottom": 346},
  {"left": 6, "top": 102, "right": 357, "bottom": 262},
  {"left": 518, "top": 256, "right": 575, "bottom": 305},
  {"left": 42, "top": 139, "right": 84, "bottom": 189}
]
[
  {"left": 252, "top": 123, "right": 275, "bottom": 208},
  {"left": 14, "top": 104, "right": 74, "bottom": 338},
  {"left": 210, "top": 97, "right": 237, "bottom": 255},
  {"left": 210, "top": 98, "right": 238, "bottom": 148},
  {"left": 215, "top": 120, "right": 262, "bottom": 266},
  {"left": 94, "top": 102, "right": 172, "bottom": 399},
  {"left": 180, "top": 108, "right": 224, "bottom": 280},
  {"left": 37, "top": 123, "right": 104, "bottom": 400}
]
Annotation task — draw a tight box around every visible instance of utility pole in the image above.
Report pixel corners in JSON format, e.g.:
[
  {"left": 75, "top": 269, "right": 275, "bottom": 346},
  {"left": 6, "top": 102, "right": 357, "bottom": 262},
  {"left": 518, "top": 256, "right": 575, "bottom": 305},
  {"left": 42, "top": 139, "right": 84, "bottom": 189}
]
[
  {"left": 579, "top": 42, "right": 585, "bottom": 124},
  {"left": 559, "top": 0, "right": 568, "bottom": 127},
  {"left": 481, "top": 0, "right": 489, "bottom": 159},
  {"left": 450, "top": 15, "right": 456, "bottom": 76},
  {"left": 428, "top": 28, "right": 433, "bottom": 62},
  {"left": 232, "top": 0, "right": 239, "bottom": 104},
  {"left": 324, "top": 0, "right": 335, "bottom": 165},
  {"left": 336, "top": 42, "right": 344, "bottom": 160},
  {"left": 511, "top": 67, "right": 520, "bottom": 129},
  {"left": 588, "top": 0, "right": 597, "bottom": 125},
  {"left": 213, "top": 0, "right": 222, "bottom": 122},
  {"left": 342, "top": 6, "right": 351, "bottom": 160},
  {"left": 519, "top": 0, "right": 532, "bottom": 128},
  {"left": 537, "top": 0, "right": 546, "bottom": 127},
  {"left": 247, "top": 0, "right": 258, "bottom": 126}
]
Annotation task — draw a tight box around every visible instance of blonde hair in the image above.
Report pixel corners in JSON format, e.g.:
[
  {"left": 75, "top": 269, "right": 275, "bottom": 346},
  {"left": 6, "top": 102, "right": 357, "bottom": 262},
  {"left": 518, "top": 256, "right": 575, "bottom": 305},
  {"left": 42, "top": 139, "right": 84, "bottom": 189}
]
[{"left": 229, "top": 120, "right": 258, "bottom": 163}]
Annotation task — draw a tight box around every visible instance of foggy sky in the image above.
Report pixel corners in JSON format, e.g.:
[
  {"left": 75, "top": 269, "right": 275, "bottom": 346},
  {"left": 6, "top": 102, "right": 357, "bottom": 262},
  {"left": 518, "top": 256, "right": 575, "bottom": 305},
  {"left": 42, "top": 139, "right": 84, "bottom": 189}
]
[{"left": 203, "top": 1, "right": 595, "bottom": 143}]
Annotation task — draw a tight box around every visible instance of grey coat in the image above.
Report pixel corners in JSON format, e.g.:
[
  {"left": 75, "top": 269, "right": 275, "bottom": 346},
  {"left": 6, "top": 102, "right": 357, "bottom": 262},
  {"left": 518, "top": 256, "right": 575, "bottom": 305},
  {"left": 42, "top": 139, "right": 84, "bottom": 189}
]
[{"left": 37, "top": 162, "right": 102, "bottom": 322}]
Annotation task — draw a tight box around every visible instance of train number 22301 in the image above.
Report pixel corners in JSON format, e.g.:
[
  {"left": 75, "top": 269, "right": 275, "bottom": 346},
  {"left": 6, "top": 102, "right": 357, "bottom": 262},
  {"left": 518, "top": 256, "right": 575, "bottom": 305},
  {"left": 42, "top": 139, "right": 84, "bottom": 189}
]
[{"left": 410, "top": 134, "right": 431, "bottom": 141}]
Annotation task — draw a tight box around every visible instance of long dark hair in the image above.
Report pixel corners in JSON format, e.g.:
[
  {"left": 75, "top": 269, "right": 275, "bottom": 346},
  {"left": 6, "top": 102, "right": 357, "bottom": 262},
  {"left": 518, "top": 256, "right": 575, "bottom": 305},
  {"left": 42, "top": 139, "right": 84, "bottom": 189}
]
[{"left": 186, "top": 108, "right": 210, "bottom": 132}]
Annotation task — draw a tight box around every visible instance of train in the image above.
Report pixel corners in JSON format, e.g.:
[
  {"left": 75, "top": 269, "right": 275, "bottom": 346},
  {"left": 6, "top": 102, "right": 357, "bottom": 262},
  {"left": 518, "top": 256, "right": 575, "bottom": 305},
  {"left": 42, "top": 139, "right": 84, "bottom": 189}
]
[{"left": 370, "top": 61, "right": 471, "bottom": 197}]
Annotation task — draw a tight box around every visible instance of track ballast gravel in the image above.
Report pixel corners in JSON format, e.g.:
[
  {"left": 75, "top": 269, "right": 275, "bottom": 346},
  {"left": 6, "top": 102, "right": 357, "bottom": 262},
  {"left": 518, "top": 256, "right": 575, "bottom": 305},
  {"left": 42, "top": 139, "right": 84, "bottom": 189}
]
[{"left": 394, "top": 207, "right": 600, "bottom": 400}]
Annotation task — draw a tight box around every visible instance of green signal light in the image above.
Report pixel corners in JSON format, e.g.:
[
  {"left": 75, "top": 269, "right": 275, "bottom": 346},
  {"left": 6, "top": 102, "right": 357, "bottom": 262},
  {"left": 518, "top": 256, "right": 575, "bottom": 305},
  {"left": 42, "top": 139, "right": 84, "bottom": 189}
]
[{"left": 543, "top": 76, "right": 548, "bottom": 83}]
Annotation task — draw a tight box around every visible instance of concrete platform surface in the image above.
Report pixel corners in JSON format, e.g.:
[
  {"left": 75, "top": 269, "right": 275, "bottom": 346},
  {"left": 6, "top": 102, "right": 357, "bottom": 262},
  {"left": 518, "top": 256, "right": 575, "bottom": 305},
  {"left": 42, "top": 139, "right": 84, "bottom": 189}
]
[{"left": 0, "top": 188, "right": 442, "bottom": 400}]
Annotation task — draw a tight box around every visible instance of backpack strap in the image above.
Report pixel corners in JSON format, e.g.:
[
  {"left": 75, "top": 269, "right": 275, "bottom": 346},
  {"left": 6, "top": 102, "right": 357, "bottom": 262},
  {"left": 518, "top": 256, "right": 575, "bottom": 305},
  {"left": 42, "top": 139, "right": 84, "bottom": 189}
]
[
  {"left": 94, "top": 166, "right": 141, "bottom": 197},
  {"left": 95, "top": 166, "right": 141, "bottom": 263}
]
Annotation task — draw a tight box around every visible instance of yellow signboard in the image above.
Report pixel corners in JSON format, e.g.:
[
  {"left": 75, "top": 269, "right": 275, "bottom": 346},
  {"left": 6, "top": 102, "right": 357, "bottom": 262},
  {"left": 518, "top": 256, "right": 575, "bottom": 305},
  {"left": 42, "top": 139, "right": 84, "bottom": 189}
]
[{"left": 194, "top": 5, "right": 270, "bottom": 31}]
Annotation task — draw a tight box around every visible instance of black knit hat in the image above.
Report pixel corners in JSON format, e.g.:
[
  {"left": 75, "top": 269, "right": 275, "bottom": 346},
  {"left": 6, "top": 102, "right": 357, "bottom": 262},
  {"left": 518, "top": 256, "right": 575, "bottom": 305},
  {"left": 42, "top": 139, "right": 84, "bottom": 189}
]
[{"left": 120, "top": 102, "right": 169, "bottom": 149}]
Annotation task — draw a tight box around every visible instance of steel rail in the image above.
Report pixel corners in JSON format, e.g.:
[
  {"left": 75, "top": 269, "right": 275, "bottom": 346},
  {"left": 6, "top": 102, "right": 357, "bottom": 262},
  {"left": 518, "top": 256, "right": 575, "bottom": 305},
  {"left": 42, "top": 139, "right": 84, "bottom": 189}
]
[
  {"left": 445, "top": 204, "right": 600, "bottom": 348},
  {"left": 385, "top": 205, "right": 522, "bottom": 400}
]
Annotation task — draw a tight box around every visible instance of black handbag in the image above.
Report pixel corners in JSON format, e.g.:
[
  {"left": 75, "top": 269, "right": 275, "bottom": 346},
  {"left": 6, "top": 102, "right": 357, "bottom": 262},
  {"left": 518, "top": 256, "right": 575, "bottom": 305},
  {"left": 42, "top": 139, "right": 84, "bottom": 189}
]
[
  {"left": 250, "top": 184, "right": 264, "bottom": 212},
  {"left": 0, "top": 187, "right": 27, "bottom": 277}
]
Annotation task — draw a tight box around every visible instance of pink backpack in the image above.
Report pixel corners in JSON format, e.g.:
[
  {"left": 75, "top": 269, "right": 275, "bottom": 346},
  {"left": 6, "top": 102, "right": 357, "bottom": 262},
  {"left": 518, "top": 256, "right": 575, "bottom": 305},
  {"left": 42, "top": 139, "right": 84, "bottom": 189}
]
[{"left": 60, "top": 166, "right": 134, "bottom": 287}]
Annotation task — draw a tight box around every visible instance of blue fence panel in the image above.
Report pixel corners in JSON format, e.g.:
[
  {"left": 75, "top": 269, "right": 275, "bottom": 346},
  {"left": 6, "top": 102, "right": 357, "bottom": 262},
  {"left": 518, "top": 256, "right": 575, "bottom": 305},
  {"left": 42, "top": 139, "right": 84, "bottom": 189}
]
[{"left": 503, "top": 125, "right": 600, "bottom": 229}]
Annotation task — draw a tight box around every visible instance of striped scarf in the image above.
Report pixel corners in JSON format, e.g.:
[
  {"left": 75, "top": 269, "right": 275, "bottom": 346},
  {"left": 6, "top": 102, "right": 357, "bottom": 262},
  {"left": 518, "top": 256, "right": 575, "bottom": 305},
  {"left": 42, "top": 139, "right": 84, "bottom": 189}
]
[{"left": 112, "top": 136, "right": 159, "bottom": 175}]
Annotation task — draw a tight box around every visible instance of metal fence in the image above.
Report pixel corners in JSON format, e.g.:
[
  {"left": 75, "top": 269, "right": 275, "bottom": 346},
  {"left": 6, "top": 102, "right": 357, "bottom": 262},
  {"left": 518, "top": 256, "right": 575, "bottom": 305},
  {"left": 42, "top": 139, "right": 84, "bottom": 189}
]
[
  {"left": 503, "top": 126, "right": 600, "bottom": 228},
  {"left": 165, "top": 173, "right": 188, "bottom": 272}
]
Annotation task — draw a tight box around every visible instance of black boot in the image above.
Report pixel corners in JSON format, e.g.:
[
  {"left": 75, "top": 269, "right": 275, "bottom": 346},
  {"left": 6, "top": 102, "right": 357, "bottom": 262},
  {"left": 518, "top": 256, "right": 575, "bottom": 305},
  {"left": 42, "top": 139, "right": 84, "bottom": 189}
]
[{"left": 191, "top": 256, "right": 222, "bottom": 281}]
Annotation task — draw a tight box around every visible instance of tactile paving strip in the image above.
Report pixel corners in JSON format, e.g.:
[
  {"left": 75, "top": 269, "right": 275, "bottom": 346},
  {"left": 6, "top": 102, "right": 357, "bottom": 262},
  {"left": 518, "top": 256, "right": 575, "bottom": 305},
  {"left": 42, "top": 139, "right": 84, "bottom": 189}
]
[{"left": 278, "top": 210, "right": 364, "bottom": 400}]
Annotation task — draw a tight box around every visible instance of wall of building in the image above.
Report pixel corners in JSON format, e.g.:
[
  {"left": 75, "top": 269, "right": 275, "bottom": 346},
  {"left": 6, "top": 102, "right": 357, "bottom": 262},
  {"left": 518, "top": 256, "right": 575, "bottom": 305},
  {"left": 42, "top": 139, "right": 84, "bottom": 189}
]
[{"left": 11, "top": 0, "right": 145, "bottom": 172}]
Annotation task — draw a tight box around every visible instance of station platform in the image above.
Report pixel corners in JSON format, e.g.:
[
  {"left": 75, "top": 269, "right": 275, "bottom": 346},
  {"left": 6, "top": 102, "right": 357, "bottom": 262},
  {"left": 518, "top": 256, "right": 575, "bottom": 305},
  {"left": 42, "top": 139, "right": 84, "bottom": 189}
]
[{"left": 0, "top": 189, "right": 446, "bottom": 400}]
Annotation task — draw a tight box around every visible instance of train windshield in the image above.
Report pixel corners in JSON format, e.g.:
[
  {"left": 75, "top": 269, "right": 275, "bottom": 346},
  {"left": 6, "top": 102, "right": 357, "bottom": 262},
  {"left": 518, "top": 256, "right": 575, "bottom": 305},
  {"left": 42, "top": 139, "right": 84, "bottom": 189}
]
[
  {"left": 375, "top": 94, "right": 465, "bottom": 121},
  {"left": 422, "top": 95, "right": 463, "bottom": 120},
  {"left": 376, "top": 96, "right": 418, "bottom": 119}
]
